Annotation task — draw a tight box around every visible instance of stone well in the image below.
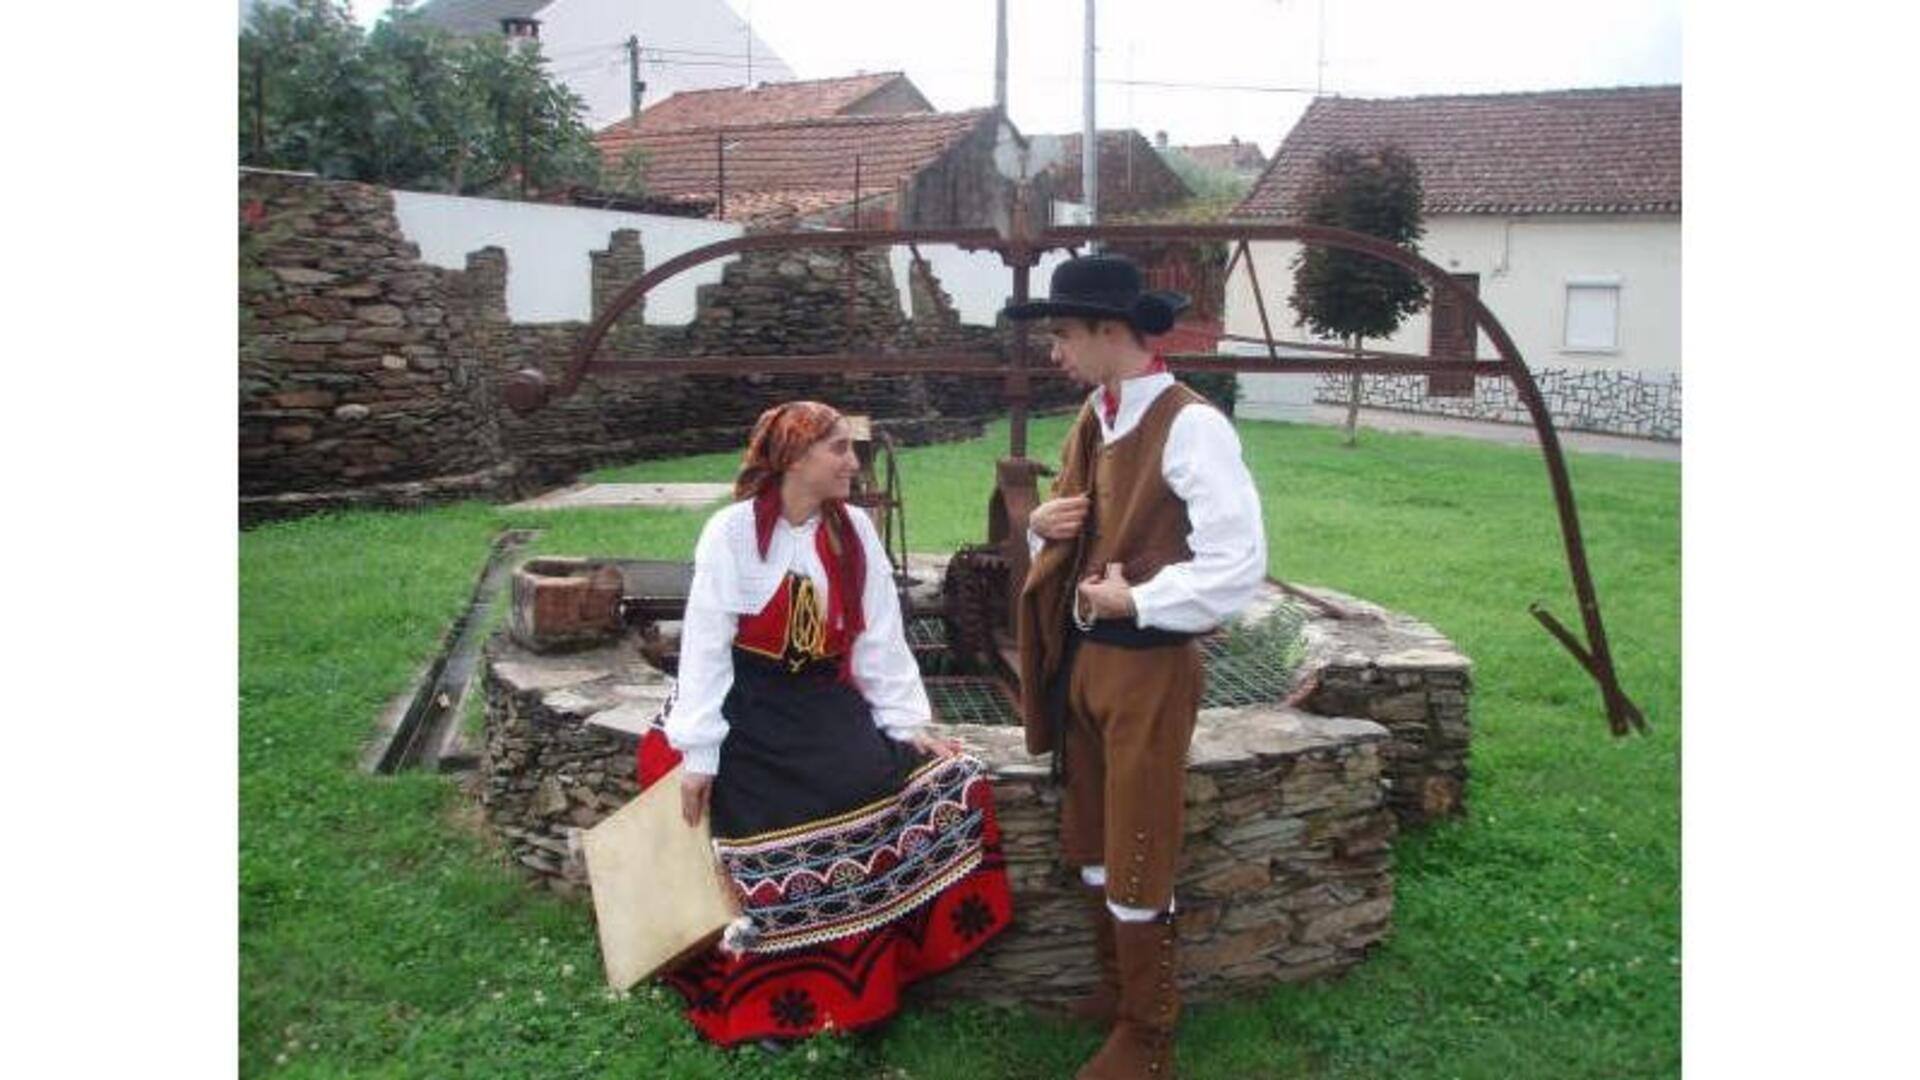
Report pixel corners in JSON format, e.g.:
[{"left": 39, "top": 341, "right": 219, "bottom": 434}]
[{"left": 476, "top": 560, "right": 1471, "bottom": 1005}]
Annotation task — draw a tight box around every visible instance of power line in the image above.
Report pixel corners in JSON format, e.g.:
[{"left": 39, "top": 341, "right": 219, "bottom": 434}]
[{"left": 1102, "top": 77, "right": 1323, "bottom": 95}]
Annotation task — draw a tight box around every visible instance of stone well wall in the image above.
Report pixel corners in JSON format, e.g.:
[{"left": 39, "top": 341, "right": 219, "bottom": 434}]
[
  {"left": 474, "top": 570, "right": 1477, "bottom": 1002},
  {"left": 478, "top": 631, "right": 1395, "bottom": 1003},
  {"left": 1272, "top": 583, "right": 1474, "bottom": 827}
]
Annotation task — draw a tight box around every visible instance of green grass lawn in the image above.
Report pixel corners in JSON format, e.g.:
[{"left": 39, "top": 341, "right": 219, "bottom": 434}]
[{"left": 239, "top": 415, "right": 1679, "bottom": 1078}]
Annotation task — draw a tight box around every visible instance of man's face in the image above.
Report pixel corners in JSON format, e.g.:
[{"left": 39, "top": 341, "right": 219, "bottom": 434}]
[
  {"left": 1046, "top": 318, "right": 1116, "bottom": 385},
  {"left": 787, "top": 419, "right": 859, "bottom": 503}
]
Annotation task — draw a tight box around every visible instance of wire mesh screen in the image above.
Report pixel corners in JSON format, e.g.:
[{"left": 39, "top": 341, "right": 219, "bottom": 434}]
[
  {"left": 911, "top": 602, "right": 1305, "bottom": 720},
  {"left": 906, "top": 615, "right": 949, "bottom": 650},
  {"left": 1198, "top": 604, "right": 1309, "bottom": 709},
  {"left": 926, "top": 677, "right": 1020, "bottom": 726}
]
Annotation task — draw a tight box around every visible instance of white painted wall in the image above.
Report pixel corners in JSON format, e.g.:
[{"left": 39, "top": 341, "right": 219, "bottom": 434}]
[
  {"left": 1225, "top": 213, "right": 1682, "bottom": 398},
  {"left": 1231, "top": 340, "right": 1323, "bottom": 423},
  {"left": 391, "top": 190, "right": 741, "bottom": 324},
  {"left": 536, "top": 0, "right": 796, "bottom": 130},
  {"left": 887, "top": 245, "right": 1075, "bottom": 327}
]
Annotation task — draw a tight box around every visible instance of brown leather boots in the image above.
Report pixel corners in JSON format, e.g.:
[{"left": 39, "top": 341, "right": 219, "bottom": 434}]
[
  {"left": 1067, "top": 885, "right": 1121, "bottom": 1025},
  {"left": 1075, "top": 910, "right": 1180, "bottom": 1079}
]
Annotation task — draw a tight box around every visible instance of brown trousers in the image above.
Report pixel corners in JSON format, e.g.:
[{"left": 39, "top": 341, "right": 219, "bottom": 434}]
[{"left": 1057, "top": 639, "right": 1204, "bottom": 912}]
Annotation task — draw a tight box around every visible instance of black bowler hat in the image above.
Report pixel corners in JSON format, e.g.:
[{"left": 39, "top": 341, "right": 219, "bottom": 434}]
[{"left": 1002, "top": 254, "right": 1190, "bottom": 335}]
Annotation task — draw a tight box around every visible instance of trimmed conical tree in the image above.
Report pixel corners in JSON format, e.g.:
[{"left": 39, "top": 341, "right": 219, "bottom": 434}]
[{"left": 1289, "top": 145, "right": 1428, "bottom": 445}]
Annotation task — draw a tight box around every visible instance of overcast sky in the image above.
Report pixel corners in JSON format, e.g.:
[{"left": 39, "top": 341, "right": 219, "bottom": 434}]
[{"left": 343, "top": 0, "right": 1681, "bottom": 151}]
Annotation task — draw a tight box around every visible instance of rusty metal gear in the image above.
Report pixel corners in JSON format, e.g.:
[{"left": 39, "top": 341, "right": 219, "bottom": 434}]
[{"left": 942, "top": 544, "right": 1011, "bottom": 677}]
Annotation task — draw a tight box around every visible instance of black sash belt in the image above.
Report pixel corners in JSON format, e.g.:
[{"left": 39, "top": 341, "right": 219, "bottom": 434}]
[{"left": 1078, "top": 620, "right": 1197, "bottom": 649}]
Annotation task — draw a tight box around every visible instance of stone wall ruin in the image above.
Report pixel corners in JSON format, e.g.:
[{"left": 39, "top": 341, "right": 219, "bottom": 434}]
[{"left": 239, "top": 171, "right": 1080, "bottom": 525}]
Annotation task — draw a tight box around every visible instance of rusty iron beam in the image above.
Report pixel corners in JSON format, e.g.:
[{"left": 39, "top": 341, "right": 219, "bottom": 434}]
[
  {"left": 573, "top": 352, "right": 1498, "bottom": 379},
  {"left": 580, "top": 353, "right": 1012, "bottom": 377},
  {"left": 504, "top": 218, "right": 1646, "bottom": 739},
  {"left": 1214, "top": 330, "right": 1474, "bottom": 363},
  {"left": 1269, "top": 577, "right": 1358, "bottom": 622},
  {"left": 1238, "top": 239, "right": 1283, "bottom": 365}
]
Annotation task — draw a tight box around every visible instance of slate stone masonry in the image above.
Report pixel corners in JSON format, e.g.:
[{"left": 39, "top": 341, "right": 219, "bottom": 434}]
[
  {"left": 1315, "top": 369, "right": 1682, "bottom": 441},
  {"left": 238, "top": 172, "right": 514, "bottom": 525},
  {"left": 238, "top": 171, "right": 1081, "bottom": 523},
  {"left": 475, "top": 572, "right": 1474, "bottom": 1003}
]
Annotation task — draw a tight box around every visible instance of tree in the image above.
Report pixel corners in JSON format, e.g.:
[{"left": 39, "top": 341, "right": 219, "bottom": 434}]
[
  {"left": 1288, "top": 145, "right": 1427, "bottom": 446},
  {"left": 239, "top": 0, "right": 604, "bottom": 198}
]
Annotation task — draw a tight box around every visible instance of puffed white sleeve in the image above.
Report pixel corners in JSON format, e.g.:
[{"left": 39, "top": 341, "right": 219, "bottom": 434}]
[
  {"left": 664, "top": 512, "right": 739, "bottom": 776},
  {"left": 1130, "top": 405, "right": 1269, "bottom": 633},
  {"left": 847, "top": 511, "right": 934, "bottom": 741}
]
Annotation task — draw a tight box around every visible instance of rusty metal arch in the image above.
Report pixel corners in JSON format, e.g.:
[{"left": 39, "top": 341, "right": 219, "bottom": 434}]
[{"left": 503, "top": 221, "right": 1647, "bottom": 738}]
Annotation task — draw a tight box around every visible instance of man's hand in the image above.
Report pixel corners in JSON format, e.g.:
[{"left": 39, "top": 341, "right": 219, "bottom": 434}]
[
  {"left": 1076, "top": 562, "right": 1137, "bottom": 620},
  {"left": 681, "top": 771, "right": 714, "bottom": 827},
  {"left": 1029, "top": 495, "right": 1090, "bottom": 541},
  {"left": 906, "top": 731, "right": 964, "bottom": 760}
]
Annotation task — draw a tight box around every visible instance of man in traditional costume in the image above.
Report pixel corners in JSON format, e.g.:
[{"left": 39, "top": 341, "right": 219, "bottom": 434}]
[
  {"left": 1008, "top": 255, "right": 1268, "bottom": 1079},
  {"left": 634, "top": 400, "right": 1012, "bottom": 1047}
]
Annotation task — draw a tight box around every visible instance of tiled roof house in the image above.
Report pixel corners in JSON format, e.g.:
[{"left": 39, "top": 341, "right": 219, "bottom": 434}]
[
  {"left": 615, "top": 72, "right": 934, "bottom": 134},
  {"left": 1237, "top": 85, "right": 1681, "bottom": 218},
  {"left": 595, "top": 107, "right": 1020, "bottom": 230},
  {"left": 1227, "top": 86, "right": 1683, "bottom": 437}
]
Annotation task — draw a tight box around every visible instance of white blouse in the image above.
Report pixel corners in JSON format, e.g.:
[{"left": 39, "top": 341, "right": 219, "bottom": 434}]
[
  {"left": 665, "top": 499, "right": 932, "bottom": 776},
  {"left": 1030, "top": 372, "right": 1269, "bottom": 633}
]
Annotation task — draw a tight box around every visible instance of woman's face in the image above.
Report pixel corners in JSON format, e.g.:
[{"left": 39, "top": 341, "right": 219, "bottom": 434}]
[{"left": 786, "top": 419, "right": 859, "bottom": 503}]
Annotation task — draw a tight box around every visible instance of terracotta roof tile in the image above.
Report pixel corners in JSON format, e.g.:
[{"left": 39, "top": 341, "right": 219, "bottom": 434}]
[
  {"left": 594, "top": 109, "right": 994, "bottom": 225},
  {"left": 1237, "top": 86, "right": 1681, "bottom": 218},
  {"left": 606, "top": 73, "right": 920, "bottom": 135}
]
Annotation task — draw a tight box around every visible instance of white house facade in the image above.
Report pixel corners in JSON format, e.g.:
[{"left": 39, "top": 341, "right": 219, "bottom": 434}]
[{"left": 1229, "top": 87, "right": 1682, "bottom": 440}]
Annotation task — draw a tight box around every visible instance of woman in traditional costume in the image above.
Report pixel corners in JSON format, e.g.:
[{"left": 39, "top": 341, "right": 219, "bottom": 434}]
[{"left": 634, "top": 400, "right": 1013, "bottom": 1047}]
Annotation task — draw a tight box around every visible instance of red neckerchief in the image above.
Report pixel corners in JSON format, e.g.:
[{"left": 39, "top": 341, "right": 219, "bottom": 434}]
[{"left": 1101, "top": 354, "right": 1169, "bottom": 428}]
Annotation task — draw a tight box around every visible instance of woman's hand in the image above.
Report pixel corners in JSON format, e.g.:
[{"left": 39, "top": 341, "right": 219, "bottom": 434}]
[
  {"left": 906, "top": 731, "right": 964, "bottom": 760},
  {"left": 681, "top": 771, "right": 714, "bottom": 827}
]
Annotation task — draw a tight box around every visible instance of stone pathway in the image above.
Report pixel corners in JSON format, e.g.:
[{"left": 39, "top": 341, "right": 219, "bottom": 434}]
[
  {"left": 508, "top": 482, "right": 732, "bottom": 511},
  {"left": 1305, "top": 404, "right": 1681, "bottom": 462}
]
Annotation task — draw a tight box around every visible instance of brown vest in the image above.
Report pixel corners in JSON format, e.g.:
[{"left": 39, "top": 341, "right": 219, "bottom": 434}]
[{"left": 1016, "top": 382, "right": 1208, "bottom": 754}]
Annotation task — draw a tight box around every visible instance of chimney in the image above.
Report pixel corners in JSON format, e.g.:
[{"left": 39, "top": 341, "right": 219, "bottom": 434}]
[
  {"left": 1230, "top": 135, "right": 1239, "bottom": 146},
  {"left": 1155, "top": 130, "right": 1168, "bottom": 149}
]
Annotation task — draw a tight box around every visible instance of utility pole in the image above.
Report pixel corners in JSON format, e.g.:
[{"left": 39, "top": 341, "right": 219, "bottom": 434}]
[
  {"left": 1317, "top": 0, "right": 1327, "bottom": 95},
  {"left": 716, "top": 131, "right": 726, "bottom": 220},
  {"left": 251, "top": 50, "right": 265, "bottom": 163},
  {"left": 994, "top": 0, "right": 1008, "bottom": 112},
  {"left": 519, "top": 110, "right": 530, "bottom": 198},
  {"left": 1082, "top": 0, "right": 1098, "bottom": 230},
  {"left": 627, "top": 35, "right": 645, "bottom": 120}
]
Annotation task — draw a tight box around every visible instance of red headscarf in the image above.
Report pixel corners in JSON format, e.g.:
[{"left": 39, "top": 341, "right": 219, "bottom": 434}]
[{"left": 733, "top": 401, "right": 867, "bottom": 653}]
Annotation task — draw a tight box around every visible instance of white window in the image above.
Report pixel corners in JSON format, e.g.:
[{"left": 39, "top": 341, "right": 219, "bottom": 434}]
[{"left": 1564, "top": 280, "right": 1620, "bottom": 352}]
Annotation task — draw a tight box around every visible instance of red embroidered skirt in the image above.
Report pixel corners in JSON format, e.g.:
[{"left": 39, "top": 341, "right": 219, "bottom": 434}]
[{"left": 635, "top": 687, "right": 1012, "bottom": 1046}]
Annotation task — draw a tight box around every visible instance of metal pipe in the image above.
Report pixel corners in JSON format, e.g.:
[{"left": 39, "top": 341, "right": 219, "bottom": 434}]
[{"left": 1082, "top": 0, "right": 1098, "bottom": 231}]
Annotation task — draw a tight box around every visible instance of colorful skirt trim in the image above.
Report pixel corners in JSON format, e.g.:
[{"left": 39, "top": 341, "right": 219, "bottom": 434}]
[{"left": 636, "top": 726, "right": 1012, "bottom": 1046}]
